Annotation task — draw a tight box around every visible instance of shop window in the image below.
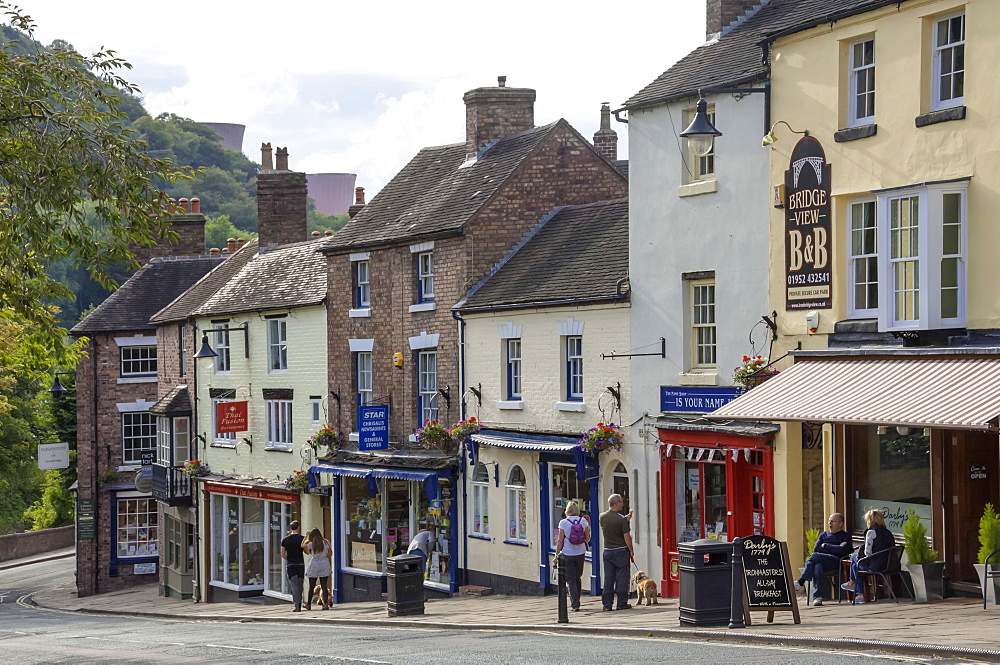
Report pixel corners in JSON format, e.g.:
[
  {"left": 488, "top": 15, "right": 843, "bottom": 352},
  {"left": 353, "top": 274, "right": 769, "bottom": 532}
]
[
  {"left": 850, "top": 425, "right": 931, "bottom": 535},
  {"left": 121, "top": 345, "right": 157, "bottom": 377},
  {"left": 210, "top": 494, "right": 266, "bottom": 588},
  {"left": 931, "top": 12, "right": 965, "bottom": 111},
  {"left": 345, "top": 476, "right": 385, "bottom": 572},
  {"left": 675, "top": 458, "right": 727, "bottom": 543},
  {"left": 163, "top": 515, "right": 193, "bottom": 574},
  {"left": 506, "top": 465, "right": 528, "bottom": 544},
  {"left": 848, "top": 37, "right": 875, "bottom": 127},
  {"left": 267, "top": 318, "right": 288, "bottom": 372},
  {"left": 117, "top": 497, "right": 158, "bottom": 558},
  {"left": 414, "top": 477, "right": 454, "bottom": 585},
  {"left": 214, "top": 324, "right": 231, "bottom": 373},
  {"left": 267, "top": 502, "right": 293, "bottom": 596},
  {"left": 471, "top": 463, "right": 490, "bottom": 537},
  {"left": 122, "top": 412, "right": 156, "bottom": 465},
  {"left": 549, "top": 463, "right": 591, "bottom": 545},
  {"left": 848, "top": 199, "right": 878, "bottom": 318}
]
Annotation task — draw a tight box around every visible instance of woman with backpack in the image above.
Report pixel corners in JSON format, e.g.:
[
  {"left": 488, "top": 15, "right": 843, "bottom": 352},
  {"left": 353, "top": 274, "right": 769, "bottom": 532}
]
[{"left": 555, "top": 501, "right": 591, "bottom": 612}]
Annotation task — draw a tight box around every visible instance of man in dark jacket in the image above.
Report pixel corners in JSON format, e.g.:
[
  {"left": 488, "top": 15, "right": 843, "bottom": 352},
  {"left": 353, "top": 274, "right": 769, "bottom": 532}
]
[{"left": 794, "top": 513, "right": 853, "bottom": 605}]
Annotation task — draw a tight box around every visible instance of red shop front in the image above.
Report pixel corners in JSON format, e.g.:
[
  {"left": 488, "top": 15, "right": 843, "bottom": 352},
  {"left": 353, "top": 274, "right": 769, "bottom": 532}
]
[{"left": 655, "top": 420, "right": 777, "bottom": 598}]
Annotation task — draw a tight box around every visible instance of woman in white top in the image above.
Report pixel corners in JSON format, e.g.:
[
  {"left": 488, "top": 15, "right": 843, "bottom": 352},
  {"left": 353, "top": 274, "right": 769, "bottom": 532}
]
[
  {"left": 303, "top": 528, "right": 332, "bottom": 610},
  {"left": 555, "top": 501, "right": 591, "bottom": 611}
]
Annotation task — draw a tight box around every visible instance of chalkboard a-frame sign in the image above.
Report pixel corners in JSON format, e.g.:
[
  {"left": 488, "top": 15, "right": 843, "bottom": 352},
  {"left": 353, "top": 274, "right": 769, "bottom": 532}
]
[{"left": 740, "top": 534, "right": 801, "bottom": 625}]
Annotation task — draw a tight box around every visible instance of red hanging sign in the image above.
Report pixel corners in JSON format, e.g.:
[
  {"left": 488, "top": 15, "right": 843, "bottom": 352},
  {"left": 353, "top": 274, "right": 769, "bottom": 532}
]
[
  {"left": 205, "top": 482, "right": 298, "bottom": 502},
  {"left": 216, "top": 401, "right": 249, "bottom": 433}
]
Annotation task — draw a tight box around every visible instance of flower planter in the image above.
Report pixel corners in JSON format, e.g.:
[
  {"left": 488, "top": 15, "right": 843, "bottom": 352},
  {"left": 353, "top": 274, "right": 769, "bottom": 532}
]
[
  {"left": 977, "top": 563, "right": 1000, "bottom": 605},
  {"left": 904, "top": 562, "right": 945, "bottom": 602}
]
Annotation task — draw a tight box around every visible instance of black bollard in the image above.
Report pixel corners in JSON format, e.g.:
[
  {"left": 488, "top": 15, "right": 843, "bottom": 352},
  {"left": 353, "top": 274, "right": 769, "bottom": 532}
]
[
  {"left": 728, "top": 537, "right": 746, "bottom": 629},
  {"left": 557, "top": 554, "right": 568, "bottom": 623}
]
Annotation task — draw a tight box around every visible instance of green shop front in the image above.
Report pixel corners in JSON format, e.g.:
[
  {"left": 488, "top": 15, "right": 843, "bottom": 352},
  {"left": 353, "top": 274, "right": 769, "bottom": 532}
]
[{"left": 309, "top": 453, "right": 459, "bottom": 603}]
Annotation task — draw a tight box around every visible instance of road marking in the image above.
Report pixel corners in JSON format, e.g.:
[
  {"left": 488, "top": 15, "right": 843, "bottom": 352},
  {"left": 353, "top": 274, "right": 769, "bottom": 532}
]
[
  {"left": 82, "top": 636, "right": 185, "bottom": 646},
  {"left": 205, "top": 644, "right": 270, "bottom": 652},
  {"left": 297, "top": 654, "right": 390, "bottom": 664}
]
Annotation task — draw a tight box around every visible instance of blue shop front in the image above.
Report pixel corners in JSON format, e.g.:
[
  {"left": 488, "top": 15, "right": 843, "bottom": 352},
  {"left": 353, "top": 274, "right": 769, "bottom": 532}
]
[{"left": 309, "top": 452, "right": 459, "bottom": 603}]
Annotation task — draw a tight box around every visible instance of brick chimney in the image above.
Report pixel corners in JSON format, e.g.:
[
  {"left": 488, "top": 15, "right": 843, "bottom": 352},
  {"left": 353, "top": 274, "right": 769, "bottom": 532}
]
[
  {"left": 463, "top": 76, "right": 535, "bottom": 159},
  {"left": 129, "top": 195, "right": 208, "bottom": 269},
  {"left": 593, "top": 103, "right": 618, "bottom": 162},
  {"left": 257, "top": 144, "right": 308, "bottom": 247},
  {"left": 348, "top": 186, "right": 366, "bottom": 219},
  {"left": 706, "top": 0, "right": 760, "bottom": 39}
]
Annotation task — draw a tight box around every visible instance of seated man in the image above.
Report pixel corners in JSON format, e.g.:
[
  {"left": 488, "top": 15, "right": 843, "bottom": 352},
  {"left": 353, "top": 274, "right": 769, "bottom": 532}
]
[{"left": 794, "top": 513, "right": 852, "bottom": 606}]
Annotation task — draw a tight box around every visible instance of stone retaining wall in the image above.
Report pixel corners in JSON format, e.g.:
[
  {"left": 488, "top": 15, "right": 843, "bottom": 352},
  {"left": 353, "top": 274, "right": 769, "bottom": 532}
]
[{"left": 0, "top": 525, "right": 74, "bottom": 562}]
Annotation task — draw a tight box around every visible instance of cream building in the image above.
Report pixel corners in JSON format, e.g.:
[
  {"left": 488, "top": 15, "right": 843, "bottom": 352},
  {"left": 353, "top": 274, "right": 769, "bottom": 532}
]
[{"left": 455, "top": 199, "right": 632, "bottom": 597}]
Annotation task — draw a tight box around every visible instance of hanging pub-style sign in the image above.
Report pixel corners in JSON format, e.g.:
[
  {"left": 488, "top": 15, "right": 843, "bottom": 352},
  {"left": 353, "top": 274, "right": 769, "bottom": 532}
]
[{"left": 784, "top": 136, "right": 832, "bottom": 311}]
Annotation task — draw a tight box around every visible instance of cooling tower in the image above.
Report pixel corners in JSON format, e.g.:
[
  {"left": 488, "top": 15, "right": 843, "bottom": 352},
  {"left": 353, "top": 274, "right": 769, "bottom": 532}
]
[
  {"left": 199, "top": 122, "right": 246, "bottom": 153},
  {"left": 306, "top": 173, "right": 358, "bottom": 215}
]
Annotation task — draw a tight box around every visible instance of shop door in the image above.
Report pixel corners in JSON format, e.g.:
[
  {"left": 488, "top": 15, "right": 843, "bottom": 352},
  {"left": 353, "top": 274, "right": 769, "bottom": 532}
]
[
  {"left": 944, "top": 430, "right": 1000, "bottom": 583},
  {"left": 676, "top": 461, "right": 728, "bottom": 542}
]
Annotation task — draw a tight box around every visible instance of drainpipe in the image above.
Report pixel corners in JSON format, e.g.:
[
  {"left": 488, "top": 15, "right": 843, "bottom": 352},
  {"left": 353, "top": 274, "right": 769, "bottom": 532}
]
[
  {"left": 191, "top": 319, "right": 201, "bottom": 602},
  {"left": 92, "top": 342, "right": 99, "bottom": 595},
  {"left": 452, "top": 307, "right": 469, "bottom": 586}
]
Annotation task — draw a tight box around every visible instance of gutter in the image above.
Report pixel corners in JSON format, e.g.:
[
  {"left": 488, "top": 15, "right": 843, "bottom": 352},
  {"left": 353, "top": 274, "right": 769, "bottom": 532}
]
[
  {"left": 757, "top": 1, "right": 910, "bottom": 46},
  {"left": 454, "top": 293, "right": 628, "bottom": 315},
  {"left": 614, "top": 72, "right": 767, "bottom": 119}
]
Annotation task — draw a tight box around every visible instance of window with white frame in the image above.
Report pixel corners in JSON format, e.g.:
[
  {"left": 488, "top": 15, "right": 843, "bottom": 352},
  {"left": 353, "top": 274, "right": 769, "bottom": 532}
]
[
  {"left": 156, "top": 416, "right": 190, "bottom": 467},
  {"left": 417, "top": 350, "right": 438, "bottom": 424},
  {"left": 310, "top": 397, "right": 322, "bottom": 425},
  {"left": 471, "top": 462, "right": 490, "bottom": 537},
  {"left": 357, "top": 351, "right": 373, "bottom": 409},
  {"left": 122, "top": 411, "right": 156, "bottom": 465},
  {"left": 565, "top": 336, "right": 583, "bottom": 401},
  {"left": 121, "top": 345, "right": 157, "bottom": 377},
  {"left": 265, "top": 399, "right": 293, "bottom": 449},
  {"left": 684, "top": 105, "right": 715, "bottom": 182},
  {"left": 214, "top": 324, "right": 231, "bottom": 373},
  {"left": 117, "top": 497, "right": 158, "bottom": 557},
  {"left": 849, "top": 200, "right": 878, "bottom": 317},
  {"left": 212, "top": 398, "right": 236, "bottom": 446},
  {"left": 356, "top": 260, "right": 370, "bottom": 309},
  {"left": 849, "top": 37, "right": 875, "bottom": 126},
  {"left": 506, "top": 339, "right": 522, "bottom": 400},
  {"left": 267, "top": 318, "right": 287, "bottom": 372},
  {"left": 506, "top": 465, "right": 527, "bottom": 544},
  {"left": 932, "top": 12, "right": 965, "bottom": 111},
  {"left": 876, "top": 182, "right": 967, "bottom": 331},
  {"left": 691, "top": 280, "right": 717, "bottom": 368},
  {"left": 178, "top": 325, "right": 186, "bottom": 377},
  {"left": 417, "top": 252, "right": 434, "bottom": 302}
]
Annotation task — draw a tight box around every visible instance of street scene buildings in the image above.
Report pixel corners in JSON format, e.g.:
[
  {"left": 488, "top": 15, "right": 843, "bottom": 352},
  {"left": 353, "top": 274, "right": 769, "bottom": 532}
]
[{"left": 64, "top": 0, "right": 1000, "bottom": 618}]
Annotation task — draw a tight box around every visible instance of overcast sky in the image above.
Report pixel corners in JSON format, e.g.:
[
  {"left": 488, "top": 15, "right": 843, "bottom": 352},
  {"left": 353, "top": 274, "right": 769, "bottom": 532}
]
[{"left": 26, "top": 1, "right": 706, "bottom": 196}]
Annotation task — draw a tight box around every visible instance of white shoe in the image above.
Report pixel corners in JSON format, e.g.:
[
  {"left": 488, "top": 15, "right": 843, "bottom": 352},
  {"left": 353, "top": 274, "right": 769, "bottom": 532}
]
[
  {"left": 793, "top": 581, "right": 806, "bottom": 594},
  {"left": 813, "top": 598, "right": 824, "bottom": 606}
]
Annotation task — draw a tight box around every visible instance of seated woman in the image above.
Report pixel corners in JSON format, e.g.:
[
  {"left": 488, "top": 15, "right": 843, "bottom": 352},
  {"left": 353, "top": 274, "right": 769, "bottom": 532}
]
[{"left": 841, "top": 508, "right": 894, "bottom": 603}]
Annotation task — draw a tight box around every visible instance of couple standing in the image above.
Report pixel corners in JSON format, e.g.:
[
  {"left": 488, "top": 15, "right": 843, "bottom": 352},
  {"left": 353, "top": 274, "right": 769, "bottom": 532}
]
[
  {"left": 554, "top": 493, "right": 633, "bottom": 612},
  {"left": 280, "top": 521, "right": 333, "bottom": 612}
]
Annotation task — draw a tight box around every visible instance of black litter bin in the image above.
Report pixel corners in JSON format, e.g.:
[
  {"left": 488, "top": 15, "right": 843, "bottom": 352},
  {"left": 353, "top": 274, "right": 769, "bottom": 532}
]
[
  {"left": 678, "top": 539, "right": 734, "bottom": 626},
  {"left": 387, "top": 553, "right": 425, "bottom": 617}
]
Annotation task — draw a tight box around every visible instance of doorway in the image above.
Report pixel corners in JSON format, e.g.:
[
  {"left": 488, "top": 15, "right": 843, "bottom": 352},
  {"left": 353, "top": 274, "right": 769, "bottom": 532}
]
[{"left": 943, "top": 429, "right": 1000, "bottom": 584}]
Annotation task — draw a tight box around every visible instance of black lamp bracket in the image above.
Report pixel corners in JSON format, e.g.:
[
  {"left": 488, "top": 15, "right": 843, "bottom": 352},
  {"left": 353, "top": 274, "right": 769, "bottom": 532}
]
[
  {"left": 602, "top": 337, "right": 666, "bottom": 360},
  {"left": 209, "top": 322, "right": 250, "bottom": 358}
]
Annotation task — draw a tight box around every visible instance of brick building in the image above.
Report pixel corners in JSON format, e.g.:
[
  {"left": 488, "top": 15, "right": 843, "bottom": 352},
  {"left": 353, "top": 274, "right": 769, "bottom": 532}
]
[
  {"left": 71, "top": 200, "right": 224, "bottom": 597},
  {"left": 310, "top": 79, "right": 628, "bottom": 601}
]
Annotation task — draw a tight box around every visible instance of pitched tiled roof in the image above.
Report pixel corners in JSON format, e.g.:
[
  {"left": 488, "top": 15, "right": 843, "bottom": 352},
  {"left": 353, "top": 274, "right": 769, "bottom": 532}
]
[
  {"left": 319, "top": 122, "right": 560, "bottom": 250},
  {"left": 150, "top": 239, "right": 259, "bottom": 323},
  {"left": 621, "top": 0, "right": 906, "bottom": 110},
  {"left": 71, "top": 255, "right": 226, "bottom": 335},
  {"left": 149, "top": 385, "right": 191, "bottom": 416},
  {"left": 186, "top": 238, "right": 327, "bottom": 318},
  {"left": 458, "top": 198, "right": 629, "bottom": 310}
]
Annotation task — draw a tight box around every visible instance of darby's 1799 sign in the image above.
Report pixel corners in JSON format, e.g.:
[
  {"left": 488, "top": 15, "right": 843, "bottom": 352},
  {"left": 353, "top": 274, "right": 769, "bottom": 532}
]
[{"left": 784, "top": 136, "right": 832, "bottom": 310}]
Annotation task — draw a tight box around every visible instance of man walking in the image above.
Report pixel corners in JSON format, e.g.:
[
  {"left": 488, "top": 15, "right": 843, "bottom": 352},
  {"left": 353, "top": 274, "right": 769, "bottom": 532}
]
[
  {"left": 795, "top": 512, "right": 852, "bottom": 605},
  {"left": 281, "top": 520, "right": 306, "bottom": 612},
  {"left": 599, "top": 494, "right": 633, "bottom": 611}
]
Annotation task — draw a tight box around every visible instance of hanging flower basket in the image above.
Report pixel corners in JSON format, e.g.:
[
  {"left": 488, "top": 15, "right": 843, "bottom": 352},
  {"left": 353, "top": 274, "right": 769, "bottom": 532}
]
[
  {"left": 182, "top": 459, "right": 211, "bottom": 477},
  {"left": 577, "top": 423, "right": 624, "bottom": 453},
  {"left": 308, "top": 425, "right": 347, "bottom": 452},
  {"left": 733, "top": 355, "right": 779, "bottom": 392},
  {"left": 284, "top": 470, "right": 310, "bottom": 493},
  {"left": 449, "top": 417, "right": 480, "bottom": 441},
  {"left": 414, "top": 419, "right": 454, "bottom": 449}
]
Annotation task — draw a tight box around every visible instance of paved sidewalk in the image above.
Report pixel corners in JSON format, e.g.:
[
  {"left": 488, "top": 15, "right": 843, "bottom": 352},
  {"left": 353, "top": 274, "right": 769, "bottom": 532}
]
[{"left": 28, "top": 578, "right": 1000, "bottom": 662}]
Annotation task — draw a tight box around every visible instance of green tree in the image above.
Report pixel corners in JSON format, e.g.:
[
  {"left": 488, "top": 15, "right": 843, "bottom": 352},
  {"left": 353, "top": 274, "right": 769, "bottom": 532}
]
[
  {"left": 205, "top": 214, "right": 257, "bottom": 252},
  {"left": 0, "top": 4, "right": 193, "bottom": 362}
]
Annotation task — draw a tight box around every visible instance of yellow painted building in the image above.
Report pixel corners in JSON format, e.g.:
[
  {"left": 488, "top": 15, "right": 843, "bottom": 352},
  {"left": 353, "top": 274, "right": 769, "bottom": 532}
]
[{"left": 714, "top": 0, "right": 999, "bottom": 596}]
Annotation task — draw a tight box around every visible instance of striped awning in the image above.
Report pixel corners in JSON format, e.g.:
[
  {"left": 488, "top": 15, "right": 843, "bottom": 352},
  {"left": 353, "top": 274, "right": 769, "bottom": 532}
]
[
  {"left": 708, "top": 356, "right": 1000, "bottom": 430},
  {"left": 470, "top": 432, "right": 578, "bottom": 452}
]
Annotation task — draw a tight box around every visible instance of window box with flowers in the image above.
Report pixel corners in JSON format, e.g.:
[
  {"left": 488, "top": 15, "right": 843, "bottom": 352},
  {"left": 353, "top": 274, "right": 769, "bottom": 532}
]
[
  {"left": 414, "top": 419, "right": 453, "bottom": 449},
  {"left": 182, "top": 459, "right": 211, "bottom": 477},
  {"left": 284, "top": 470, "right": 310, "bottom": 493},
  {"left": 733, "top": 355, "right": 779, "bottom": 392},
  {"left": 578, "top": 423, "right": 624, "bottom": 453},
  {"left": 309, "top": 425, "right": 347, "bottom": 454}
]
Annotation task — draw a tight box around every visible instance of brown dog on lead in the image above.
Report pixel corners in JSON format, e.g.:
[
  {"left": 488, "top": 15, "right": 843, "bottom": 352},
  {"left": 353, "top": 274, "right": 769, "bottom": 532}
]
[{"left": 633, "top": 570, "right": 658, "bottom": 605}]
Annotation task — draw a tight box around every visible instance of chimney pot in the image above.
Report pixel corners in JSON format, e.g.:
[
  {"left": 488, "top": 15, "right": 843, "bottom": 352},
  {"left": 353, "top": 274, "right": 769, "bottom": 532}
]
[
  {"left": 593, "top": 103, "right": 618, "bottom": 162},
  {"left": 190, "top": 197, "right": 201, "bottom": 213},
  {"left": 167, "top": 198, "right": 176, "bottom": 214},
  {"left": 209, "top": 247, "right": 221, "bottom": 255},
  {"left": 261, "top": 142, "right": 273, "bottom": 170},
  {"left": 237, "top": 238, "right": 246, "bottom": 249},
  {"left": 324, "top": 229, "right": 333, "bottom": 236},
  {"left": 227, "top": 237, "right": 237, "bottom": 253},
  {"left": 178, "top": 197, "right": 189, "bottom": 214},
  {"left": 355, "top": 187, "right": 365, "bottom": 205},
  {"left": 312, "top": 230, "right": 321, "bottom": 238},
  {"left": 498, "top": 75, "right": 506, "bottom": 87},
  {"left": 275, "top": 147, "right": 289, "bottom": 171}
]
